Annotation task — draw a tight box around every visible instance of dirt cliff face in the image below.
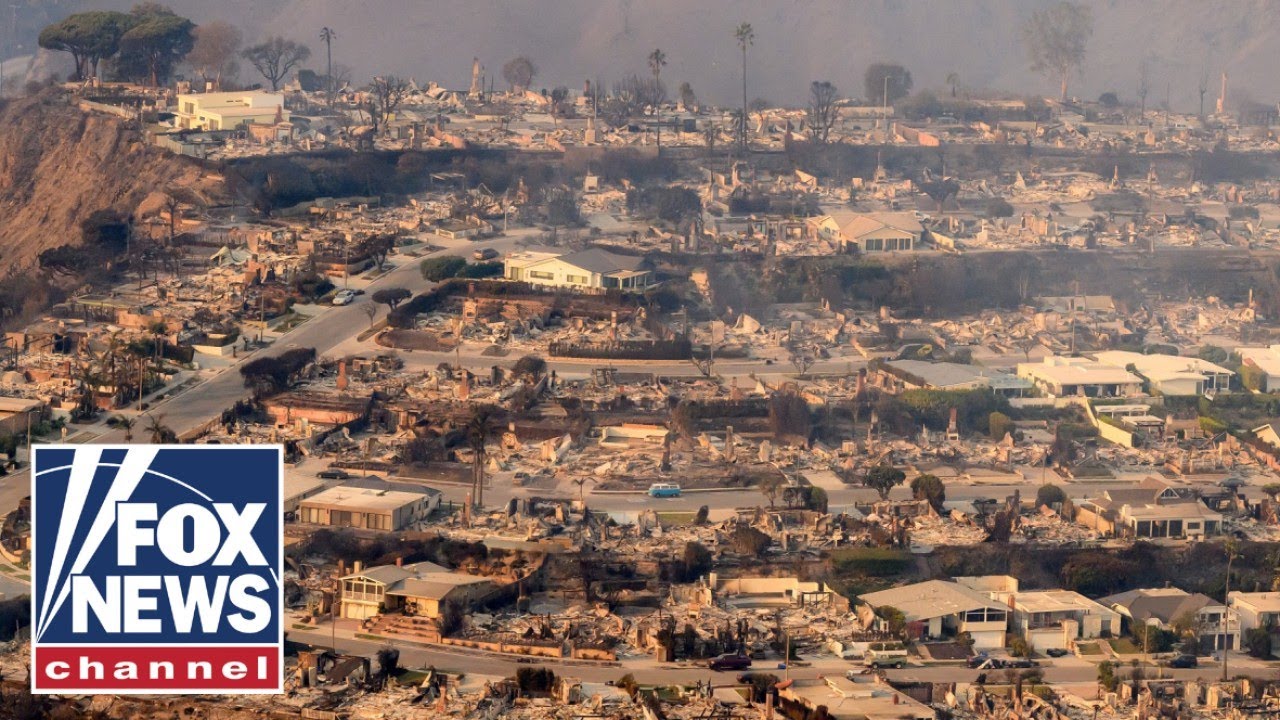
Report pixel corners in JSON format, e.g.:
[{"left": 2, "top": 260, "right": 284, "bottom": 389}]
[{"left": 0, "top": 90, "right": 219, "bottom": 277}]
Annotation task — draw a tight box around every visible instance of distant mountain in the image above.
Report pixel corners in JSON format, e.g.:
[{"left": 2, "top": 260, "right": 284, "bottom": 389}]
[{"left": 17, "top": 0, "right": 1278, "bottom": 110}]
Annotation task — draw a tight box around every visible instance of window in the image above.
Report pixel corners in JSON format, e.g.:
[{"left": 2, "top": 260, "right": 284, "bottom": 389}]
[
  {"left": 566, "top": 274, "right": 589, "bottom": 284},
  {"left": 529, "top": 270, "right": 554, "bottom": 280}
]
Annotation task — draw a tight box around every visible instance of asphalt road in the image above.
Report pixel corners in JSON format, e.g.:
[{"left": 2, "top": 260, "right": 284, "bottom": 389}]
[{"left": 286, "top": 626, "right": 1262, "bottom": 686}]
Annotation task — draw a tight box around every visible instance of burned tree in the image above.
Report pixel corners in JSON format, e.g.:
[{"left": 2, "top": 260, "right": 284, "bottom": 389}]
[
  {"left": 1022, "top": 1, "right": 1094, "bottom": 101},
  {"left": 806, "top": 80, "right": 839, "bottom": 144}
]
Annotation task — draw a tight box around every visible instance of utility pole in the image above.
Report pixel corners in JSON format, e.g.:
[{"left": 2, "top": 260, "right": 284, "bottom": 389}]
[{"left": 1223, "top": 544, "right": 1237, "bottom": 681}]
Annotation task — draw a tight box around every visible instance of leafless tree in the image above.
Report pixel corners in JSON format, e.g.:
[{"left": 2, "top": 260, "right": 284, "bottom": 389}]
[
  {"left": 789, "top": 351, "right": 816, "bottom": 377},
  {"left": 242, "top": 36, "right": 311, "bottom": 91},
  {"left": 365, "top": 75, "right": 411, "bottom": 134},
  {"left": 1022, "top": 1, "right": 1094, "bottom": 101},
  {"left": 187, "top": 21, "right": 241, "bottom": 90},
  {"left": 806, "top": 80, "right": 839, "bottom": 144}
]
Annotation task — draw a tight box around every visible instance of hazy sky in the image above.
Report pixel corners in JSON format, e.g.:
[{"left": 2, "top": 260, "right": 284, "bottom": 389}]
[{"left": 19, "top": 0, "right": 1280, "bottom": 110}]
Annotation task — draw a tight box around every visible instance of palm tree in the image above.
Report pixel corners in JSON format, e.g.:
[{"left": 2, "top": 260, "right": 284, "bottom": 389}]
[
  {"left": 320, "top": 27, "right": 337, "bottom": 106},
  {"left": 946, "top": 72, "right": 960, "bottom": 98},
  {"left": 467, "top": 407, "right": 495, "bottom": 509},
  {"left": 146, "top": 414, "right": 173, "bottom": 444},
  {"left": 648, "top": 48, "right": 667, "bottom": 152},
  {"left": 733, "top": 22, "right": 754, "bottom": 151},
  {"left": 148, "top": 321, "right": 169, "bottom": 374},
  {"left": 111, "top": 415, "right": 135, "bottom": 442}
]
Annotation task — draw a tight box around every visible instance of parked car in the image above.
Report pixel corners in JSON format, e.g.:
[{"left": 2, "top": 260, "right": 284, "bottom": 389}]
[
  {"left": 864, "top": 642, "right": 908, "bottom": 669},
  {"left": 317, "top": 469, "right": 351, "bottom": 480},
  {"left": 473, "top": 248, "right": 499, "bottom": 261},
  {"left": 1166, "top": 654, "right": 1198, "bottom": 669},
  {"left": 332, "top": 289, "right": 357, "bottom": 305},
  {"left": 709, "top": 653, "right": 752, "bottom": 671},
  {"left": 1045, "top": 648, "right": 1069, "bottom": 658}
]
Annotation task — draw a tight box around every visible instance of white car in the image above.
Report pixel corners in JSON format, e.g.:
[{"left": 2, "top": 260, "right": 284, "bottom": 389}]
[{"left": 332, "top": 289, "right": 357, "bottom": 306}]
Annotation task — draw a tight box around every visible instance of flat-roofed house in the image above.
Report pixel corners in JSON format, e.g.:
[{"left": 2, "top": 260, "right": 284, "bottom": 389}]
[
  {"left": 1009, "top": 590, "right": 1122, "bottom": 651},
  {"left": 1017, "top": 355, "right": 1142, "bottom": 397},
  {"left": 1093, "top": 350, "right": 1233, "bottom": 396},
  {"left": 174, "top": 90, "right": 289, "bottom": 131},
  {"left": 503, "top": 248, "right": 651, "bottom": 291},
  {"left": 297, "top": 482, "right": 440, "bottom": 531},
  {"left": 1236, "top": 345, "right": 1280, "bottom": 391},
  {"left": 1229, "top": 591, "right": 1280, "bottom": 654}
]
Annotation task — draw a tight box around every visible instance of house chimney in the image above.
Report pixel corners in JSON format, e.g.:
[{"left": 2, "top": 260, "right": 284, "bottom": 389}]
[
  {"left": 457, "top": 371, "right": 470, "bottom": 400},
  {"left": 337, "top": 360, "right": 349, "bottom": 391},
  {"left": 395, "top": 556, "right": 403, "bottom": 567},
  {"left": 353, "top": 560, "right": 362, "bottom": 574}
]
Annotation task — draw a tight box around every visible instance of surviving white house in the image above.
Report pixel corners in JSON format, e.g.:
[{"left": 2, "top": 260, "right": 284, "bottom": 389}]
[
  {"left": 174, "top": 90, "right": 289, "bottom": 131},
  {"left": 1093, "top": 351, "right": 1233, "bottom": 396},
  {"left": 1007, "top": 590, "right": 1122, "bottom": 651},
  {"left": 1236, "top": 345, "right": 1280, "bottom": 391},
  {"left": 1017, "top": 355, "right": 1143, "bottom": 398},
  {"left": 504, "top": 248, "right": 651, "bottom": 291}
]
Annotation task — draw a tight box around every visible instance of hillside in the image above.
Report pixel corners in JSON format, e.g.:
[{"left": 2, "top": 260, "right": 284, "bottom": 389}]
[{"left": 0, "top": 92, "right": 219, "bottom": 280}]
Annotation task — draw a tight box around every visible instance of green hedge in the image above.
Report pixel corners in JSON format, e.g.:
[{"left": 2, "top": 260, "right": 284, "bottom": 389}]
[{"left": 830, "top": 547, "right": 911, "bottom": 577}]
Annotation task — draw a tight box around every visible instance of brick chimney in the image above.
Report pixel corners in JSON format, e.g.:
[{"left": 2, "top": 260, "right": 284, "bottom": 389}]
[
  {"left": 395, "top": 556, "right": 403, "bottom": 567},
  {"left": 337, "top": 360, "right": 348, "bottom": 391}
]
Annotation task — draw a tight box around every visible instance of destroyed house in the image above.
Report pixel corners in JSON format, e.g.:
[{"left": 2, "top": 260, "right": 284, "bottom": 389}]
[
  {"left": 1075, "top": 478, "right": 1222, "bottom": 539},
  {"left": 858, "top": 580, "right": 1009, "bottom": 649},
  {"left": 779, "top": 677, "right": 933, "bottom": 720},
  {"left": 340, "top": 560, "right": 497, "bottom": 620},
  {"left": 263, "top": 390, "right": 370, "bottom": 427},
  {"left": 879, "top": 360, "right": 1031, "bottom": 396},
  {"left": 504, "top": 248, "right": 652, "bottom": 291}
]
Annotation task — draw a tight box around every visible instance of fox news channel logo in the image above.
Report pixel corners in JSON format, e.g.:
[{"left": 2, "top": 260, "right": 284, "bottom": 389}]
[{"left": 31, "top": 445, "right": 283, "bottom": 694}]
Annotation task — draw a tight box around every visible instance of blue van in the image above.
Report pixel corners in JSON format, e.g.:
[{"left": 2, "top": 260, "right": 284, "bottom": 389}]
[{"left": 648, "top": 482, "right": 682, "bottom": 498}]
